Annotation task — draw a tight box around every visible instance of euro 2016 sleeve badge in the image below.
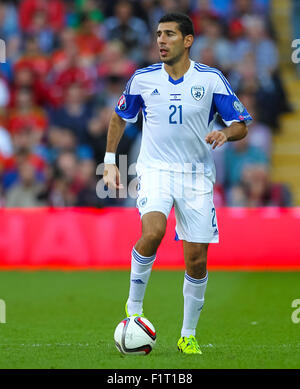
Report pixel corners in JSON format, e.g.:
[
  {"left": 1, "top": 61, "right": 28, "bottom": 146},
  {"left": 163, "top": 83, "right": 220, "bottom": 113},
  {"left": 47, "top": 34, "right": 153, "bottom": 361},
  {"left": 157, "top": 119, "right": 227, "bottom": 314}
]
[
  {"left": 117, "top": 94, "right": 127, "bottom": 110},
  {"left": 191, "top": 86, "right": 205, "bottom": 101},
  {"left": 233, "top": 99, "right": 245, "bottom": 113}
]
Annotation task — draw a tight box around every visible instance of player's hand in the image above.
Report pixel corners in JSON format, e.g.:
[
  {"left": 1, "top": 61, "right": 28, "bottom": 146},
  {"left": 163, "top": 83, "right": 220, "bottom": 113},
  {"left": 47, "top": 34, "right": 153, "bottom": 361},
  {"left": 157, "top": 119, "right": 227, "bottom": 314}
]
[
  {"left": 103, "top": 164, "right": 124, "bottom": 190},
  {"left": 205, "top": 130, "right": 227, "bottom": 149}
]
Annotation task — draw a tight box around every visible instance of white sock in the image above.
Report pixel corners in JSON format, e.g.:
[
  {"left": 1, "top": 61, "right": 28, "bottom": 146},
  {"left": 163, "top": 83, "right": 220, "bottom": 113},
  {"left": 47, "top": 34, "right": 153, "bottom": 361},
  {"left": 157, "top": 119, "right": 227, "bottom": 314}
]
[
  {"left": 126, "top": 247, "right": 156, "bottom": 316},
  {"left": 181, "top": 272, "right": 208, "bottom": 338}
]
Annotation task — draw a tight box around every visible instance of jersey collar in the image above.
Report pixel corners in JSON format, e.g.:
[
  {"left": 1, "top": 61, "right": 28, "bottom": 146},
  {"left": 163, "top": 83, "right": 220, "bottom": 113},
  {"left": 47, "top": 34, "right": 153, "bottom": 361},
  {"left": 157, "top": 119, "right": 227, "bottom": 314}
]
[{"left": 162, "top": 59, "right": 194, "bottom": 85}]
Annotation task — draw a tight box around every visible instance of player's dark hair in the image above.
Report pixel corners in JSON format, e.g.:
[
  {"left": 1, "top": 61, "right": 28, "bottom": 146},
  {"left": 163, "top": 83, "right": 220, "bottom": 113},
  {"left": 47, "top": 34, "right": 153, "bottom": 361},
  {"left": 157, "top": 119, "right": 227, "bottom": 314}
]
[{"left": 158, "top": 12, "right": 194, "bottom": 37}]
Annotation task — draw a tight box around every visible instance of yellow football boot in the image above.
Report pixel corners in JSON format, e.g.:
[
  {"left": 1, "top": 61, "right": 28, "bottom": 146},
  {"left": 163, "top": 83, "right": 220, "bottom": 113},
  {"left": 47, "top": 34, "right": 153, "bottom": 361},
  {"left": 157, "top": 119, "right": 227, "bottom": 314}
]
[{"left": 177, "top": 335, "right": 202, "bottom": 354}]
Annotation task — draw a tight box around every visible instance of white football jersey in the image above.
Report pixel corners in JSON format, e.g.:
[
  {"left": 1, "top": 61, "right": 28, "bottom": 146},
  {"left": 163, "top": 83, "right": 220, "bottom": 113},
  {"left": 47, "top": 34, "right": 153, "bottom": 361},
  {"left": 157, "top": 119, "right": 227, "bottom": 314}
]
[{"left": 115, "top": 60, "right": 252, "bottom": 183}]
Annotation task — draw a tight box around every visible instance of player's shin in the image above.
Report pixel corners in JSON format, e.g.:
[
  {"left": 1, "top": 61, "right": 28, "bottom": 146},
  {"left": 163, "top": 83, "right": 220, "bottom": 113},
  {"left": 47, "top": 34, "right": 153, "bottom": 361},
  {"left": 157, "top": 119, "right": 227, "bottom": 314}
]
[
  {"left": 181, "top": 272, "right": 208, "bottom": 338},
  {"left": 126, "top": 247, "right": 156, "bottom": 316}
]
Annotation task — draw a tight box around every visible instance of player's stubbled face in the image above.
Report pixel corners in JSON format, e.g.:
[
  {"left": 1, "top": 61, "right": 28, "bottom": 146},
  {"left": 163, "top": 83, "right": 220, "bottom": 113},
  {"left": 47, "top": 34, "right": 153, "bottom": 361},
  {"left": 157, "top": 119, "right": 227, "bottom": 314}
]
[{"left": 157, "top": 22, "right": 186, "bottom": 65}]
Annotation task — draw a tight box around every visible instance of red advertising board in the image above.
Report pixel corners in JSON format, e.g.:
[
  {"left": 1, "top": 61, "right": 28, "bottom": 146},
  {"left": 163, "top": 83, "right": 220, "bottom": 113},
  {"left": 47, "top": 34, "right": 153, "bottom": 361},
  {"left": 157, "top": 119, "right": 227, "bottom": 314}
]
[{"left": 0, "top": 207, "right": 299, "bottom": 270}]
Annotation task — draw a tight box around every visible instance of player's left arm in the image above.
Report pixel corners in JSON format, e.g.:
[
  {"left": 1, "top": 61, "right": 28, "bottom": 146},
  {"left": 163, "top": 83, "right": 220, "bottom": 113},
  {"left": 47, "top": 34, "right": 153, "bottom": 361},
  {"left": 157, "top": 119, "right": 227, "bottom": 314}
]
[
  {"left": 206, "top": 71, "right": 252, "bottom": 149},
  {"left": 205, "top": 121, "right": 248, "bottom": 150}
]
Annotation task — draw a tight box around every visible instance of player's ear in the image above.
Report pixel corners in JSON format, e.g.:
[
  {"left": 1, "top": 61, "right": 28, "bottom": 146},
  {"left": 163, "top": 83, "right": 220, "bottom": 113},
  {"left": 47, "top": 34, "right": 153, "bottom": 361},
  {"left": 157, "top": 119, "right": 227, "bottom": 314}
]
[{"left": 184, "top": 34, "right": 194, "bottom": 50}]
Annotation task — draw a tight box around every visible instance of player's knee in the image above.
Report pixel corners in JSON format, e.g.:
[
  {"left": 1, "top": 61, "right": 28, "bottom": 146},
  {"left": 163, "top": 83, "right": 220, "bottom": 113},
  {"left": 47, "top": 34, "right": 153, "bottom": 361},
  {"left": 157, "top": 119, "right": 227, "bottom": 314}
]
[
  {"left": 189, "top": 256, "right": 207, "bottom": 268},
  {"left": 186, "top": 254, "right": 207, "bottom": 277},
  {"left": 142, "top": 227, "right": 165, "bottom": 247}
]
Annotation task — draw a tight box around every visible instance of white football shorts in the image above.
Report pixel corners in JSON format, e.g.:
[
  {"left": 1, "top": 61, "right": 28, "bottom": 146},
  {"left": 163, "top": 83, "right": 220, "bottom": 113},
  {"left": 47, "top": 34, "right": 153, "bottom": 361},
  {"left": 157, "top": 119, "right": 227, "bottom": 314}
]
[{"left": 135, "top": 166, "right": 219, "bottom": 243}]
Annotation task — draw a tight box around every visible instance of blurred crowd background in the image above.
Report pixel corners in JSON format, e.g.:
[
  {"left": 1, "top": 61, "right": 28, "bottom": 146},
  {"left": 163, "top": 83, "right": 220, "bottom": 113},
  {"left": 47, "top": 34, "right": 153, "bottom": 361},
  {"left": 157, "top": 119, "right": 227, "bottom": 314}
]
[{"left": 0, "top": 0, "right": 298, "bottom": 208}]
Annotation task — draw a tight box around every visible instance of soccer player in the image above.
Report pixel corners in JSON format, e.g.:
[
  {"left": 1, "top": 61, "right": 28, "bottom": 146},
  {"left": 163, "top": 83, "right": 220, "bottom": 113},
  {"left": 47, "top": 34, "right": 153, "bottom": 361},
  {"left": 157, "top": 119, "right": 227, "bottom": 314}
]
[{"left": 103, "top": 13, "right": 252, "bottom": 354}]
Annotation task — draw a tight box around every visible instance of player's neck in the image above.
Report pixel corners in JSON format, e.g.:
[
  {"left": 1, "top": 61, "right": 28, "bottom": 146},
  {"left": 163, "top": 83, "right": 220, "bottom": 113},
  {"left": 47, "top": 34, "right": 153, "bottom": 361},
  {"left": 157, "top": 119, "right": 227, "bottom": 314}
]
[{"left": 163, "top": 56, "right": 191, "bottom": 81}]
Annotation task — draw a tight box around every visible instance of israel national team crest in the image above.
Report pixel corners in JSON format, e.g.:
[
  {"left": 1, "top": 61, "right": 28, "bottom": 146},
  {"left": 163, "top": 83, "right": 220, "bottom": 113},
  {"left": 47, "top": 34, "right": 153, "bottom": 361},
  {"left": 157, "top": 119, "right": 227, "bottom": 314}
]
[
  {"left": 117, "top": 94, "right": 127, "bottom": 111},
  {"left": 233, "top": 99, "right": 245, "bottom": 113},
  {"left": 191, "top": 85, "right": 205, "bottom": 101}
]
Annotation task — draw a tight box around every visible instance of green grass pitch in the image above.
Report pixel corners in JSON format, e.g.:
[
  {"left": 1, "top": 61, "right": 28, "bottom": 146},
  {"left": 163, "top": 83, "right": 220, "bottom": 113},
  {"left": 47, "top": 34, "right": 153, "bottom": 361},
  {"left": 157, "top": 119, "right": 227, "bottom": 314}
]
[{"left": 0, "top": 270, "right": 299, "bottom": 369}]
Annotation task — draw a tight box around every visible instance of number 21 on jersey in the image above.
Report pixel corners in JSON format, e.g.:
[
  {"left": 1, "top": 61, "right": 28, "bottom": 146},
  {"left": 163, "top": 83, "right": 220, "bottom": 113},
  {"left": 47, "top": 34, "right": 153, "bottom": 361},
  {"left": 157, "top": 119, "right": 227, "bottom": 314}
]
[{"left": 169, "top": 105, "right": 183, "bottom": 124}]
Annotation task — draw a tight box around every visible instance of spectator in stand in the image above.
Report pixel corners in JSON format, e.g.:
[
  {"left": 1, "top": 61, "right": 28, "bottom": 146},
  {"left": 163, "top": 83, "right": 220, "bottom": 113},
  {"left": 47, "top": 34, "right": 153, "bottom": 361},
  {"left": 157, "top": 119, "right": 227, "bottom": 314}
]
[
  {"left": 139, "top": 0, "right": 191, "bottom": 32},
  {"left": 49, "top": 35, "right": 95, "bottom": 106},
  {"left": 5, "top": 158, "right": 46, "bottom": 207},
  {"left": 232, "top": 16, "right": 278, "bottom": 88},
  {"left": 228, "top": 0, "right": 272, "bottom": 37},
  {"left": 87, "top": 105, "right": 132, "bottom": 166},
  {"left": 8, "top": 87, "right": 48, "bottom": 142},
  {"left": 51, "top": 27, "right": 78, "bottom": 75},
  {"left": 15, "top": 35, "right": 51, "bottom": 80},
  {"left": 75, "top": 12, "right": 105, "bottom": 58},
  {"left": 9, "top": 63, "right": 53, "bottom": 108},
  {"left": 24, "top": 9, "right": 57, "bottom": 54},
  {"left": 97, "top": 40, "right": 137, "bottom": 82},
  {"left": 0, "top": 1, "right": 20, "bottom": 40},
  {"left": 36, "top": 149, "right": 81, "bottom": 207},
  {"left": 7, "top": 86, "right": 48, "bottom": 174},
  {"left": 238, "top": 90, "right": 272, "bottom": 157},
  {"left": 228, "top": 52, "right": 258, "bottom": 93},
  {"left": 160, "top": 0, "right": 190, "bottom": 14},
  {"left": 50, "top": 24, "right": 102, "bottom": 86},
  {"left": 224, "top": 135, "right": 269, "bottom": 190},
  {"left": 48, "top": 82, "right": 94, "bottom": 168},
  {"left": 42, "top": 167, "right": 74, "bottom": 207},
  {"left": 56, "top": 150, "right": 79, "bottom": 184},
  {"left": 19, "top": 0, "right": 66, "bottom": 34},
  {"left": 95, "top": 74, "right": 126, "bottom": 109},
  {"left": 47, "top": 126, "right": 77, "bottom": 161},
  {"left": 87, "top": 106, "right": 111, "bottom": 165},
  {"left": 227, "top": 164, "right": 293, "bottom": 207},
  {"left": 76, "top": 157, "right": 101, "bottom": 207},
  {"left": 104, "top": 0, "right": 151, "bottom": 65},
  {"left": 191, "top": 15, "right": 233, "bottom": 72},
  {"left": 230, "top": 16, "right": 291, "bottom": 130},
  {"left": 66, "top": 0, "right": 105, "bottom": 29},
  {"left": 206, "top": 0, "right": 231, "bottom": 18},
  {"left": 198, "top": 46, "right": 220, "bottom": 69},
  {"left": 138, "top": 0, "right": 166, "bottom": 33},
  {"left": 11, "top": 36, "right": 55, "bottom": 108},
  {"left": 189, "top": 0, "right": 220, "bottom": 36},
  {"left": 2, "top": 132, "right": 46, "bottom": 191}
]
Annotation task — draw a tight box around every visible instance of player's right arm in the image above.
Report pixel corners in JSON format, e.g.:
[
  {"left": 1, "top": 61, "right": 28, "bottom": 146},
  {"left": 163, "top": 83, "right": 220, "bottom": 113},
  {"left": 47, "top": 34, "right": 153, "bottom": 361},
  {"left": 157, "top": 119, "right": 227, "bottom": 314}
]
[
  {"left": 103, "top": 72, "right": 143, "bottom": 189},
  {"left": 103, "top": 112, "right": 126, "bottom": 190}
]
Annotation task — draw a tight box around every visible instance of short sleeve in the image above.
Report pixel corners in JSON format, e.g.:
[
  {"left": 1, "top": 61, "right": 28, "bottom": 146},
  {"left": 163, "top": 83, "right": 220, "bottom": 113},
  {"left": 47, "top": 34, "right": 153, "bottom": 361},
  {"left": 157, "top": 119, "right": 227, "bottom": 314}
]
[
  {"left": 115, "top": 74, "right": 144, "bottom": 123},
  {"left": 212, "top": 72, "right": 252, "bottom": 126}
]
